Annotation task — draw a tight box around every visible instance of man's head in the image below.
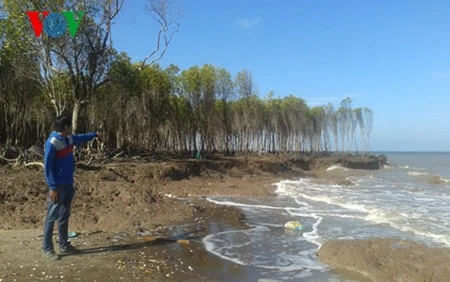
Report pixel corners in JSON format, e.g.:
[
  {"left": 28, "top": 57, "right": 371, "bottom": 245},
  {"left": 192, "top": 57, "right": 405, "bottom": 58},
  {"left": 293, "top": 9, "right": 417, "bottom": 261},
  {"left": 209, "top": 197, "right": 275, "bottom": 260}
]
[{"left": 54, "top": 115, "right": 72, "bottom": 136}]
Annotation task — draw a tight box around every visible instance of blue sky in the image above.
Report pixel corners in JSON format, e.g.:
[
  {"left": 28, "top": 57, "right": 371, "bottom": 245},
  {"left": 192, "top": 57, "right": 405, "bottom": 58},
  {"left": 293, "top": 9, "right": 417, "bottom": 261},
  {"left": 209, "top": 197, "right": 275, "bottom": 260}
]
[{"left": 111, "top": 0, "right": 450, "bottom": 152}]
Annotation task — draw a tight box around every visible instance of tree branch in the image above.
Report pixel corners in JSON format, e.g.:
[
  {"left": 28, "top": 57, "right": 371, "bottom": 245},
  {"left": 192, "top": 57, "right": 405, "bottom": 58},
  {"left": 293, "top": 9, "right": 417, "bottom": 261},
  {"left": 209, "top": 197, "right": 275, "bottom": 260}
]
[{"left": 140, "top": 0, "right": 179, "bottom": 70}]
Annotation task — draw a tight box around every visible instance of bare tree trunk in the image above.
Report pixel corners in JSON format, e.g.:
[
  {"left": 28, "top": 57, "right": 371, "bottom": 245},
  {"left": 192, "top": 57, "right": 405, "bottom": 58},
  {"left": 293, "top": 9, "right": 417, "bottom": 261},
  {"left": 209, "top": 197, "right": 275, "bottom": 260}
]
[
  {"left": 4, "top": 101, "right": 11, "bottom": 147},
  {"left": 72, "top": 101, "right": 81, "bottom": 134}
]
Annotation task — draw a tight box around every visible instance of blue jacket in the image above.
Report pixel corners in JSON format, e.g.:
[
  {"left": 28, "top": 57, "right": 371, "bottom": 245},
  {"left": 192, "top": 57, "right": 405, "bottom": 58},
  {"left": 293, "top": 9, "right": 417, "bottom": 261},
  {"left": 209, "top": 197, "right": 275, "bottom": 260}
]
[{"left": 44, "top": 131, "right": 98, "bottom": 190}]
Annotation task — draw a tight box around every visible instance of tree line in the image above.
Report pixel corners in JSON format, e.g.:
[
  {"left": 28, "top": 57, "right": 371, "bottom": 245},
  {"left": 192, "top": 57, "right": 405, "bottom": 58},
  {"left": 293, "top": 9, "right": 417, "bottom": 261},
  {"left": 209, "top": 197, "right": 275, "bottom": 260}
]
[{"left": 0, "top": 0, "right": 373, "bottom": 155}]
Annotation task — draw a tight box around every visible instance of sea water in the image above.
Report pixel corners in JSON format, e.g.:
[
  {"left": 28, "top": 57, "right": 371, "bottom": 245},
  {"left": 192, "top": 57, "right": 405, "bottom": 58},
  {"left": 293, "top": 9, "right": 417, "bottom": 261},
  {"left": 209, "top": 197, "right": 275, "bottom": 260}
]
[{"left": 202, "top": 152, "right": 450, "bottom": 281}]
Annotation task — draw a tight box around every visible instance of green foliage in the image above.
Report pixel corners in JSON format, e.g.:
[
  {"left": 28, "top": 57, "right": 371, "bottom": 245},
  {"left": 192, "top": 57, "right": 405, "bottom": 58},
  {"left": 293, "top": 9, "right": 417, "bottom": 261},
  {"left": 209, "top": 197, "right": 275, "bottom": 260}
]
[{"left": 0, "top": 31, "right": 375, "bottom": 152}]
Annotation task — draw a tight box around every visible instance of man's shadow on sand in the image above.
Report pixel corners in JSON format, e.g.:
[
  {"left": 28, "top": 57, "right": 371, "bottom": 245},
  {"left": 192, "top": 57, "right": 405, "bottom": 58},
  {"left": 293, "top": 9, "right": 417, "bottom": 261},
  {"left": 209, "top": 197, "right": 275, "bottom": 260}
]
[{"left": 64, "top": 230, "right": 201, "bottom": 256}]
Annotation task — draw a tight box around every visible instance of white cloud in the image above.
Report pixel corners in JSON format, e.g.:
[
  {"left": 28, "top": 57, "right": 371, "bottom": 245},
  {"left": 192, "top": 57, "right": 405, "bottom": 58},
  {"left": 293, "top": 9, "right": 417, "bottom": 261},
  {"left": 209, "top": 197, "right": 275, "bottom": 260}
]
[{"left": 235, "top": 16, "right": 263, "bottom": 29}]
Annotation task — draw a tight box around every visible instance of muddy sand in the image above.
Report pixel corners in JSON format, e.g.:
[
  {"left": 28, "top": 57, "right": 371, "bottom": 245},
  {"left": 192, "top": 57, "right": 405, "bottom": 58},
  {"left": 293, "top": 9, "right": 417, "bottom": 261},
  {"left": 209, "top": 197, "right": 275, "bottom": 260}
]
[
  {"left": 1, "top": 155, "right": 449, "bottom": 281},
  {"left": 318, "top": 239, "right": 450, "bottom": 282},
  {"left": 0, "top": 156, "right": 313, "bottom": 281},
  {"left": 0, "top": 201, "right": 259, "bottom": 281}
]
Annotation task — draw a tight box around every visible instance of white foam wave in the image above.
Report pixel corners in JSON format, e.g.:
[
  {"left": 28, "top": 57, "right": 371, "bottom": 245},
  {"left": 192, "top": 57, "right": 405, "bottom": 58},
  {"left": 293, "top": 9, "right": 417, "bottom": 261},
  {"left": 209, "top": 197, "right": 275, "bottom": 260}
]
[
  {"left": 364, "top": 209, "right": 402, "bottom": 223},
  {"left": 203, "top": 226, "right": 328, "bottom": 273},
  {"left": 315, "top": 213, "right": 365, "bottom": 219},
  {"left": 203, "top": 226, "right": 262, "bottom": 267},
  {"left": 275, "top": 178, "right": 450, "bottom": 247},
  {"left": 407, "top": 171, "right": 429, "bottom": 176},
  {"left": 408, "top": 173, "right": 450, "bottom": 185},
  {"left": 277, "top": 178, "right": 345, "bottom": 197},
  {"left": 206, "top": 198, "right": 304, "bottom": 211},
  {"left": 207, "top": 174, "right": 450, "bottom": 271},
  {"left": 438, "top": 177, "right": 450, "bottom": 183},
  {"left": 345, "top": 175, "right": 384, "bottom": 185},
  {"left": 296, "top": 193, "right": 370, "bottom": 213},
  {"left": 364, "top": 209, "right": 450, "bottom": 246},
  {"left": 326, "top": 164, "right": 348, "bottom": 171}
]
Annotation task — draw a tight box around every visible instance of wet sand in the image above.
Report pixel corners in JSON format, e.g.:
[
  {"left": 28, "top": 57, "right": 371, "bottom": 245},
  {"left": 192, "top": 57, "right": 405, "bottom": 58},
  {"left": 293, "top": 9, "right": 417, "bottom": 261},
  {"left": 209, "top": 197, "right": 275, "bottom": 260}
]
[
  {"left": 318, "top": 238, "right": 450, "bottom": 282},
  {"left": 0, "top": 201, "right": 258, "bottom": 282}
]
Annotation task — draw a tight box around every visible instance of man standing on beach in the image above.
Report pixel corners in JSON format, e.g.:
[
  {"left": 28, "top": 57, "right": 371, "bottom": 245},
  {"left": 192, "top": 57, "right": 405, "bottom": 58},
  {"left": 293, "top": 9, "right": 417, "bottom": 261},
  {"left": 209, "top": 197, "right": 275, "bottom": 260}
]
[{"left": 42, "top": 115, "right": 102, "bottom": 260}]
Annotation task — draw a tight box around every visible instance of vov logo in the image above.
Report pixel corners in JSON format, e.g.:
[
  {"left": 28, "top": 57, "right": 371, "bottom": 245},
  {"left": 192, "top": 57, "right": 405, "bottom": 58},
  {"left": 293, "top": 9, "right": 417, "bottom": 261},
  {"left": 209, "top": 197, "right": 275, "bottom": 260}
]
[{"left": 26, "top": 11, "right": 85, "bottom": 38}]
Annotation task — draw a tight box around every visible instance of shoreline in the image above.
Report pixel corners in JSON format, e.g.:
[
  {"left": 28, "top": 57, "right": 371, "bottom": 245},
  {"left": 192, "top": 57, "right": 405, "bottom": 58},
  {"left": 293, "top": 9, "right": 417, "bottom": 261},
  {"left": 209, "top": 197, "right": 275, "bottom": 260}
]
[
  {"left": 1, "top": 154, "right": 383, "bottom": 231},
  {"left": 5, "top": 154, "right": 449, "bottom": 281}
]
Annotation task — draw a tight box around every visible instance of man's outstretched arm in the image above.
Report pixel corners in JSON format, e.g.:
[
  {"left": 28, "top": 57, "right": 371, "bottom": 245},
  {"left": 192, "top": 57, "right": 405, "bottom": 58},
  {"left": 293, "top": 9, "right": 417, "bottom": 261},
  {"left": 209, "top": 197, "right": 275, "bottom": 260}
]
[{"left": 71, "top": 132, "right": 99, "bottom": 146}]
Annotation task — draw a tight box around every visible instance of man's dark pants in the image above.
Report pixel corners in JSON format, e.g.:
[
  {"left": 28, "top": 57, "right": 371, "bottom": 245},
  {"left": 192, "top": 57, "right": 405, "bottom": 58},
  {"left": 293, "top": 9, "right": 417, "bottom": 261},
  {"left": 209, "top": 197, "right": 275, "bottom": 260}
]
[{"left": 42, "top": 184, "right": 75, "bottom": 253}]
